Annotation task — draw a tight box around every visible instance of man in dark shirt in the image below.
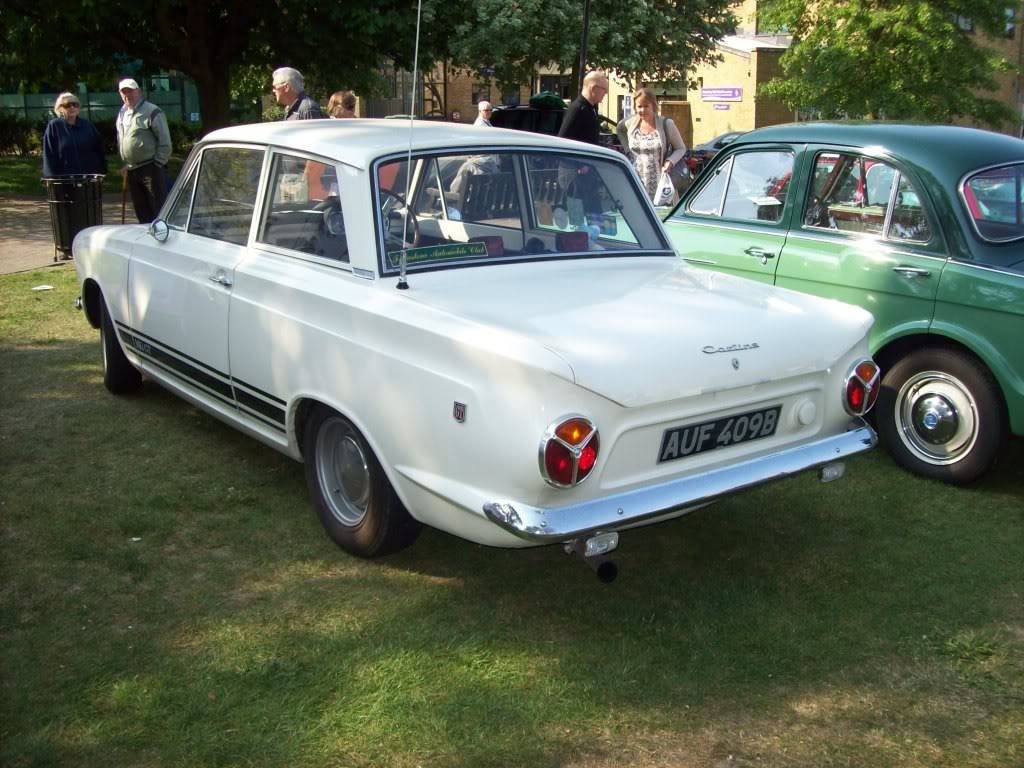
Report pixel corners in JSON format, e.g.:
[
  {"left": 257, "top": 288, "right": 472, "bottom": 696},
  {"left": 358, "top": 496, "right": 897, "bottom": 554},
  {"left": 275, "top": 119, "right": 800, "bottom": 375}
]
[
  {"left": 272, "top": 67, "right": 326, "bottom": 120},
  {"left": 558, "top": 70, "right": 609, "bottom": 144}
]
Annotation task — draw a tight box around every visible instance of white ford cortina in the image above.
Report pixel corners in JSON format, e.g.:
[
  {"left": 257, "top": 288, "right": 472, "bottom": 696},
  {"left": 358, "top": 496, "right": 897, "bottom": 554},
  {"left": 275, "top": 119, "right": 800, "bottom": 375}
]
[{"left": 74, "top": 119, "right": 879, "bottom": 576}]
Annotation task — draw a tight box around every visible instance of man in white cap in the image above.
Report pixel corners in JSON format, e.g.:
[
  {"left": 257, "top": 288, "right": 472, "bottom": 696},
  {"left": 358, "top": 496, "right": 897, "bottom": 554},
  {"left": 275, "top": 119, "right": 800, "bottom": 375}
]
[
  {"left": 473, "top": 100, "right": 493, "bottom": 127},
  {"left": 116, "top": 77, "right": 173, "bottom": 223}
]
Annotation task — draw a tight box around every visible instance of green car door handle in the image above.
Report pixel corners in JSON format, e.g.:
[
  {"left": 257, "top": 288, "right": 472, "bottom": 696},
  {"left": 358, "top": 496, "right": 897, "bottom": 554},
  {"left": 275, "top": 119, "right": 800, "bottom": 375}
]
[
  {"left": 744, "top": 246, "right": 776, "bottom": 265},
  {"left": 892, "top": 266, "right": 931, "bottom": 279}
]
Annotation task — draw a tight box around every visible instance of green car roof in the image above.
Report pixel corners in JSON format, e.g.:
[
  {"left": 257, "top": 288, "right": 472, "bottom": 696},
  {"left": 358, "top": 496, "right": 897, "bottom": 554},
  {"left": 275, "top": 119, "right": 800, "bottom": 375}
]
[{"left": 734, "top": 122, "right": 1024, "bottom": 189}]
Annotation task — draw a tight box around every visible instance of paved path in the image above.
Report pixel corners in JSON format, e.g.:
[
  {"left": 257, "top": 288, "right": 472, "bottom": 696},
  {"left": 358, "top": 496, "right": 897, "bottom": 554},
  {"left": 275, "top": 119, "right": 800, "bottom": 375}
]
[{"left": 0, "top": 194, "right": 130, "bottom": 275}]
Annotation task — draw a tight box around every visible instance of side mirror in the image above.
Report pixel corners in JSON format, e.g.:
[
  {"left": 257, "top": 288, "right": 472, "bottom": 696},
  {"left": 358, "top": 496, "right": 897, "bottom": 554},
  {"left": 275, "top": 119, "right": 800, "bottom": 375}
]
[{"left": 149, "top": 219, "right": 169, "bottom": 242}]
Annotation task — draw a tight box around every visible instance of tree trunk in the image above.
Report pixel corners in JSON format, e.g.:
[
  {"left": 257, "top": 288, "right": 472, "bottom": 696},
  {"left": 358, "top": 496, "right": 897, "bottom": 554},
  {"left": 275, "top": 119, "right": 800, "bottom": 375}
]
[{"left": 190, "top": 64, "right": 234, "bottom": 133}]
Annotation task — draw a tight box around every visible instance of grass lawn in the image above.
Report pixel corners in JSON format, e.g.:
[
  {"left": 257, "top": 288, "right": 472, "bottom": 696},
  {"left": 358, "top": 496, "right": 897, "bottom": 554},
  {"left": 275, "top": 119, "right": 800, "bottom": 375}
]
[
  {"left": 1, "top": 266, "right": 1022, "bottom": 767},
  {"left": 0, "top": 154, "right": 187, "bottom": 197}
]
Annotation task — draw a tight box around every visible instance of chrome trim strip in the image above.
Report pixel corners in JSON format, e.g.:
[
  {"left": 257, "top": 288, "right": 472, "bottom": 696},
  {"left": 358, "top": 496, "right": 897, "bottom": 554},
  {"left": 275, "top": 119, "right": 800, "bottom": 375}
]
[
  {"left": 784, "top": 230, "right": 951, "bottom": 261},
  {"left": 484, "top": 424, "right": 877, "bottom": 542}
]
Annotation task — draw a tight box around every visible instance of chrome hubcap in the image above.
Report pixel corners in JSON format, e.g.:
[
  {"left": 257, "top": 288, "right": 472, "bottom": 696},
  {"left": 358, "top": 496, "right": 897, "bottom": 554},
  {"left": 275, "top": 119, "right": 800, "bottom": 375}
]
[
  {"left": 315, "top": 418, "right": 370, "bottom": 527},
  {"left": 896, "top": 371, "right": 977, "bottom": 465}
]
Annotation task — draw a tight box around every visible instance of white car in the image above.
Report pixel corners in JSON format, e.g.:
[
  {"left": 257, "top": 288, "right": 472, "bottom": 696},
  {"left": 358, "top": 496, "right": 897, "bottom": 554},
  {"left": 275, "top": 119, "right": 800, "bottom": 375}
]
[{"left": 73, "top": 120, "right": 879, "bottom": 577}]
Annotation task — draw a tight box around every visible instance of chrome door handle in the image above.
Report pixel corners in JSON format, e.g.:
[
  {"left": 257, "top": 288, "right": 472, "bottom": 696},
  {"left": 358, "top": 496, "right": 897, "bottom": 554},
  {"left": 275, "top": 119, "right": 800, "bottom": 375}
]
[
  {"left": 892, "top": 266, "right": 931, "bottom": 278},
  {"left": 208, "top": 273, "right": 233, "bottom": 287},
  {"left": 744, "top": 246, "right": 776, "bottom": 265}
]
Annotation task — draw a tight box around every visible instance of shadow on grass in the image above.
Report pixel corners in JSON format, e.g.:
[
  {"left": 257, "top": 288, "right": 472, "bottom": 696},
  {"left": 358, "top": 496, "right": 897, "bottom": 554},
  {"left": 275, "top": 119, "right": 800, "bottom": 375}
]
[{"left": 2, "top": 339, "right": 1022, "bottom": 767}]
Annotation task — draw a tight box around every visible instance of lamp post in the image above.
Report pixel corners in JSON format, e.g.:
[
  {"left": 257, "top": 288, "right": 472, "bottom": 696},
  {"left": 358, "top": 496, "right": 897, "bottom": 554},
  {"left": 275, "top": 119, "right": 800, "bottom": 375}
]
[{"left": 577, "top": 0, "right": 592, "bottom": 95}]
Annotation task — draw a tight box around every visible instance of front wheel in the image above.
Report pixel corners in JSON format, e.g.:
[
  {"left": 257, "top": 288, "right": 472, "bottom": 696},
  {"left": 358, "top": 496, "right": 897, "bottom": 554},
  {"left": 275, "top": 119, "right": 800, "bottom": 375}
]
[
  {"left": 303, "top": 407, "right": 420, "bottom": 557},
  {"left": 100, "top": 301, "right": 142, "bottom": 394},
  {"left": 876, "top": 348, "right": 1005, "bottom": 484}
]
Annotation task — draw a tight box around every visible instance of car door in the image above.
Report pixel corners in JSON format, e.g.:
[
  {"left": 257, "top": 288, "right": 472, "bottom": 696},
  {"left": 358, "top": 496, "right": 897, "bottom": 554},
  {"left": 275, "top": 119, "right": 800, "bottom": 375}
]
[
  {"left": 775, "top": 147, "right": 945, "bottom": 349},
  {"left": 664, "top": 147, "right": 796, "bottom": 284},
  {"left": 127, "top": 144, "right": 266, "bottom": 408},
  {"left": 228, "top": 150, "right": 358, "bottom": 438}
]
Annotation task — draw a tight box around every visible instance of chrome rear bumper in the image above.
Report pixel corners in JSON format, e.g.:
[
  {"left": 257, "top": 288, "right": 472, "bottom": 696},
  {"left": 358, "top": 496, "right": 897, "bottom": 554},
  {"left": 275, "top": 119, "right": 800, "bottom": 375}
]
[{"left": 484, "top": 424, "right": 876, "bottom": 542}]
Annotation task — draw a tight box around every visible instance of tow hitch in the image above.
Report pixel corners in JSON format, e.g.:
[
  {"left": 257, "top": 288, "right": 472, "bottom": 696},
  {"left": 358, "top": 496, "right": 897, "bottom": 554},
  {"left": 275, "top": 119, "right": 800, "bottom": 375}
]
[{"left": 565, "top": 531, "right": 619, "bottom": 583}]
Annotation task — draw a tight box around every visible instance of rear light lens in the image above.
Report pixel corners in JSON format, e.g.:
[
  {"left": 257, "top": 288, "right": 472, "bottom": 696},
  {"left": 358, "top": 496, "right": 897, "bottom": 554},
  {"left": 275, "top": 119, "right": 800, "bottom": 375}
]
[
  {"left": 844, "top": 359, "right": 880, "bottom": 416},
  {"left": 540, "top": 416, "right": 600, "bottom": 488}
]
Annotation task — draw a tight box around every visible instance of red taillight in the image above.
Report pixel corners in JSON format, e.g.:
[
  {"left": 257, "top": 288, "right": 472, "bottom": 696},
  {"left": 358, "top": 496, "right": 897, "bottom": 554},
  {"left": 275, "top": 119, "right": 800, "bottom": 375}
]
[
  {"left": 844, "top": 359, "right": 880, "bottom": 416},
  {"left": 540, "top": 416, "right": 600, "bottom": 488}
]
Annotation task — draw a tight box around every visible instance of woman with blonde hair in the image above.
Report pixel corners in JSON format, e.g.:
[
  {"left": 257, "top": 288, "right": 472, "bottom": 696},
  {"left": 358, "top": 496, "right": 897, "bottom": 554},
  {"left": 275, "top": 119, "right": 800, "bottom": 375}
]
[
  {"left": 42, "top": 92, "right": 107, "bottom": 177},
  {"left": 615, "top": 87, "right": 686, "bottom": 203},
  {"left": 327, "top": 91, "right": 357, "bottom": 119}
]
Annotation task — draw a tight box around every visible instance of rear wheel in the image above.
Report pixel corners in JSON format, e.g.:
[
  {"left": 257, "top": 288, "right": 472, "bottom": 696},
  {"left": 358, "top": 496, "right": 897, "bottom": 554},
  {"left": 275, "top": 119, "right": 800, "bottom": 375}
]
[
  {"left": 100, "top": 301, "right": 142, "bottom": 394},
  {"left": 876, "top": 347, "right": 1005, "bottom": 484},
  {"left": 303, "top": 406, "right": 420, "bottom": 557}
]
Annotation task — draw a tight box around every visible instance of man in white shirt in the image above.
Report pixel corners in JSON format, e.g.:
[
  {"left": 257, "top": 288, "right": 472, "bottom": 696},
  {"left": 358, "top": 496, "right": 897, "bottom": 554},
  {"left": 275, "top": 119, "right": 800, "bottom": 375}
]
[{"left": 473, "top": 101, "right": 493, "bottom": 127}]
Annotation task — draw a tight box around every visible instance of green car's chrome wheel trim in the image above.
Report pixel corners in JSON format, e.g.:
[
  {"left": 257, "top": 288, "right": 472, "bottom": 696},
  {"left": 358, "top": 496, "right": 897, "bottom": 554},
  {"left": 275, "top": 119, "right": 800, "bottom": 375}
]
[
  {"left": 895, "top": 371, "right": 978, "bottom": 465},
  {"left": 316, "top": 417, "right": 371, "bottom": 527}
]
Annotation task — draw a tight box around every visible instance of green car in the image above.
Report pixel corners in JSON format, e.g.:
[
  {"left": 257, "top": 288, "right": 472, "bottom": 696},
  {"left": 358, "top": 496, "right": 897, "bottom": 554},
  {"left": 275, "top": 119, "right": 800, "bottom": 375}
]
[{"left": 664, "top": 123, "right": 1024, "bottom": 484}]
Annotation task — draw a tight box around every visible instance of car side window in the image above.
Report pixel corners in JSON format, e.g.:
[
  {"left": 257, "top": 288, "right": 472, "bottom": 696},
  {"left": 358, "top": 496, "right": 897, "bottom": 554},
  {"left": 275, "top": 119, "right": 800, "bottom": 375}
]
[
  {"left": 166, "top": 161, "right": 198, "bottom": 231},
  {"left": 188, "top": 147, "right": 264, "bottom": 246},
  {"left": 257, "top": 153, "right": 349, "bottom": 262},
  {"left": 804, "top": 152, "right": 932, "bottom": 244},
  {"left": 888, "top": 173, "right": 931, "bottom": 243},
  {"left": 686, "top": 151, "right": 793, "bottom": 223}
]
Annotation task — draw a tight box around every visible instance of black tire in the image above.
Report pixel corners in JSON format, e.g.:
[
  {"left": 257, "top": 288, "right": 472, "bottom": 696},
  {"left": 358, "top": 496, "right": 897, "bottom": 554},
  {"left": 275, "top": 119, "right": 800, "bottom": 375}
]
[
  {"left": 303, "top": 406, "right": 420, "bottom": 557},
  {"left": 100, "top": 301, "right": 142, "bottom": 394},
  {"left": 876, "top": 347, "right": 1005, "bottom": 484}
]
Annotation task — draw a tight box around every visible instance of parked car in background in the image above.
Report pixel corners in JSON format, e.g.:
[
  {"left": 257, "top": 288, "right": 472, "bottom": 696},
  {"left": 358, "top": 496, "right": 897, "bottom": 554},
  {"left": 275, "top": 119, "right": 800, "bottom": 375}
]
[
  {"left": 664, "top": 122, "right": 1024, "bottom": 484},
  {"left": 72, "top": 120, "right": 879, "bottom": 574},
  {"left": 490, "top": 104, "right": 623, "bottom": 152},
  {"left": 684, "top": 130, "right": 746, "bottom": 177}
]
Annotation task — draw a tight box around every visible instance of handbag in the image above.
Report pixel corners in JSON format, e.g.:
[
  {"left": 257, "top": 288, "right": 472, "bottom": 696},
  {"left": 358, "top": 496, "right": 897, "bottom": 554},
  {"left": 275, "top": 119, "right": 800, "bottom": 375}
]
[{"left": 652, "top": 171, "right": 677, "bottom": 207}]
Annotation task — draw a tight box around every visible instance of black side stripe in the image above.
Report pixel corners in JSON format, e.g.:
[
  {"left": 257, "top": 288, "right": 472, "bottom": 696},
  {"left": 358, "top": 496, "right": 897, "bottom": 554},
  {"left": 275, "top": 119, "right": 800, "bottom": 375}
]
[
  {"left": 233, "top": 376, "right": 287, "bottom": 406},
  {"left": 116, "top": 323, "right": 286, "bottom": 432},
  {"left": 121, "top": 329, "right": 234, "bottom": 400},
  {"left": 235, "top": 387, "right": 287, "bottom": 426}
]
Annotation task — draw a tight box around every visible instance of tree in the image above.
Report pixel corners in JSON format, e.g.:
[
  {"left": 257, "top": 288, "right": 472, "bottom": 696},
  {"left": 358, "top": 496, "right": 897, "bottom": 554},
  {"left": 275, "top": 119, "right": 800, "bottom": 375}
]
[
  {"left": 757, "top": 0, "right": 1019, "bottom": 127},
  {"left": 445, "top": 0, "right": 737, "bottom": 97},
  {"left": 1, "top": 0, "right": 471, "bottom": 131}
]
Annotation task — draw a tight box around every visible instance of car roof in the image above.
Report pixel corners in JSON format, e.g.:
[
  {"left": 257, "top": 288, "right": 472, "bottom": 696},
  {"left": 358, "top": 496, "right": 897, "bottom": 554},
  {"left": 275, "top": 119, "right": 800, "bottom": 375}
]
[
  {"left": 733, "top": 122, "right": 1024, "bottom": 184},
  {"left": 202, "top": 119, "right": 619, "bottom": 170}
]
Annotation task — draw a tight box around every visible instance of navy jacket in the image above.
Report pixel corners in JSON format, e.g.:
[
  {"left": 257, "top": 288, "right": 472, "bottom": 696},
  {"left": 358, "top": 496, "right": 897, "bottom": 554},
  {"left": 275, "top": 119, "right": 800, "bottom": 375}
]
[{"left": 42, "top": 118, "right": 107, "bottom": 177}]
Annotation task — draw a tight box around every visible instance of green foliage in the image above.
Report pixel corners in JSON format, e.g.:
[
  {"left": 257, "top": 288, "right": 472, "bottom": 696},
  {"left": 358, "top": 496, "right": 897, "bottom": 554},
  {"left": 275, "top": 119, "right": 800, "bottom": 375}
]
[
  {"left": 759, "top": 0, "right": 1020, "bottom": 126},
  {"left": 0, "top": 111, "right": 40, "bottom": 156},
  {"left": 446, "top": 0, "right": 737, "bottom": 94}
]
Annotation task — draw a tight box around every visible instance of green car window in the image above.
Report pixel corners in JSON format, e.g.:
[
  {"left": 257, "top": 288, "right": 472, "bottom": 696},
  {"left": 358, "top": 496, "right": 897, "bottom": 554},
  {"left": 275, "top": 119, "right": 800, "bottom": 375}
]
[
  {"left": 686, "top": 151, "right": 793, "bottom": 223},
  {"left": 962, "top": 163, "right": 1024, "bottom": 242}
]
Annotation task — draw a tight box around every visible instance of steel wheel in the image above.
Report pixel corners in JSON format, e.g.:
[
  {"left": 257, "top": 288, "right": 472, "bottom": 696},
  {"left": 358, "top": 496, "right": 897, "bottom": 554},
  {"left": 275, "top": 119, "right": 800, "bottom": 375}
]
[
  {"left": 303, "top": 406, "right": 421, "bottom": 557},
  {"left": 895, "top": 370, "right": 978, "bottom": 465},
  {"left": 315, "top": 417, "right": 371, "bottom": 527},
  {"left": 877, "top": 347, "right": 1005, "bottom": 484}
]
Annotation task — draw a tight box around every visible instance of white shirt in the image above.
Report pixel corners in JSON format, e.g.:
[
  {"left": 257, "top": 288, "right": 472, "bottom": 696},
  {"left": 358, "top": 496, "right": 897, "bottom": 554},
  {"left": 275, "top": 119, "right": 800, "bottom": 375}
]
[{"left": 473, "top": 116, "right": 492, "bottom": 127}]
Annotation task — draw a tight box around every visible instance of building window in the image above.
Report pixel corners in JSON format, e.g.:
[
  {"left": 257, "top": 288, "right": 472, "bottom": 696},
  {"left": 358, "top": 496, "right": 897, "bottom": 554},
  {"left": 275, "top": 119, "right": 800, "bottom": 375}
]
[
  {"left": 539, "top": 75, "right": 572, "bottom": 100},
  {"left": 1005, "top": 6, "right": 1017, "bottom": 39},
  {"left": 953, "top": 14, "right": 974, "bottom": 32},
  {"left": 472, "top": 82, "right": 492, "bottom": 105}
]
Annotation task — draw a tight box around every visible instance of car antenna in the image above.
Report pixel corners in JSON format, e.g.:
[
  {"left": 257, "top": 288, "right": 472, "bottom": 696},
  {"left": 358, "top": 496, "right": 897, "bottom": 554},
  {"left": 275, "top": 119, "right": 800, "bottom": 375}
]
[{"left": 397, "top": 0, "right": 424, "bottom": 291}]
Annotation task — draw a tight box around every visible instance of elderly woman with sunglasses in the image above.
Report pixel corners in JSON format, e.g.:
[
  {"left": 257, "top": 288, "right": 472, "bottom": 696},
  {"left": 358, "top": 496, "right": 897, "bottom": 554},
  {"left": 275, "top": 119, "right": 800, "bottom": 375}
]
[{"left": 42, "top": 92, "right": 107, "bottom": 177}]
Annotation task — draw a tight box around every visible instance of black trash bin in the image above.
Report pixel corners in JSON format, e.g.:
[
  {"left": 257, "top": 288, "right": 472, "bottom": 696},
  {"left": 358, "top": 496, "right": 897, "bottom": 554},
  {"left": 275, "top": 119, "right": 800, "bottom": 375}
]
[{"left": 42, "top": 174, "right": 105, "bottom": 261}]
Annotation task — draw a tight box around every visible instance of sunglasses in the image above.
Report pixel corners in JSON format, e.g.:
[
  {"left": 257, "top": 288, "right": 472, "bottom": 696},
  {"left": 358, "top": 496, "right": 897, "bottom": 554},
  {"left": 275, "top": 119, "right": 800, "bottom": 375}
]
[{"left": 63, "top": 102, "right": 80, "bottom": 108}]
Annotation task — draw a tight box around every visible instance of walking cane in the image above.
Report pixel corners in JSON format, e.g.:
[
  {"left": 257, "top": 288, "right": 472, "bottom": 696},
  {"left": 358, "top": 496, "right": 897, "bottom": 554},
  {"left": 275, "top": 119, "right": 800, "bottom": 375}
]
[{"left": 120, "top": 171, "right": 127, "bottom": 224}]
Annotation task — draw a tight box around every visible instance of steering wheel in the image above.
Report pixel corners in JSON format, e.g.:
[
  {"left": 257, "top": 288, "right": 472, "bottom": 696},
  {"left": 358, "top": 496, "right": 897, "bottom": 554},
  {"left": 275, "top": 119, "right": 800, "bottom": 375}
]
[{"left": 379, "top": 189, "right": 420, "bottom": 251}]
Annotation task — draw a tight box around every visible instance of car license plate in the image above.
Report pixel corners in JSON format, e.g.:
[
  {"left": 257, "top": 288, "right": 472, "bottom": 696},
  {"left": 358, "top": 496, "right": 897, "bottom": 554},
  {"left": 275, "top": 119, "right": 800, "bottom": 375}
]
[{"left": 658, "top": 405, "right": 782, "bottom": 463}]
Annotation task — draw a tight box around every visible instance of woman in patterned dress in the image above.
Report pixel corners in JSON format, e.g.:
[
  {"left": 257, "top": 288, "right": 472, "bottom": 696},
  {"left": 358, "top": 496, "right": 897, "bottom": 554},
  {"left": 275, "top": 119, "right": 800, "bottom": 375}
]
[{"left": 615, "top": 87, "right": 687, "bottom": 203}]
